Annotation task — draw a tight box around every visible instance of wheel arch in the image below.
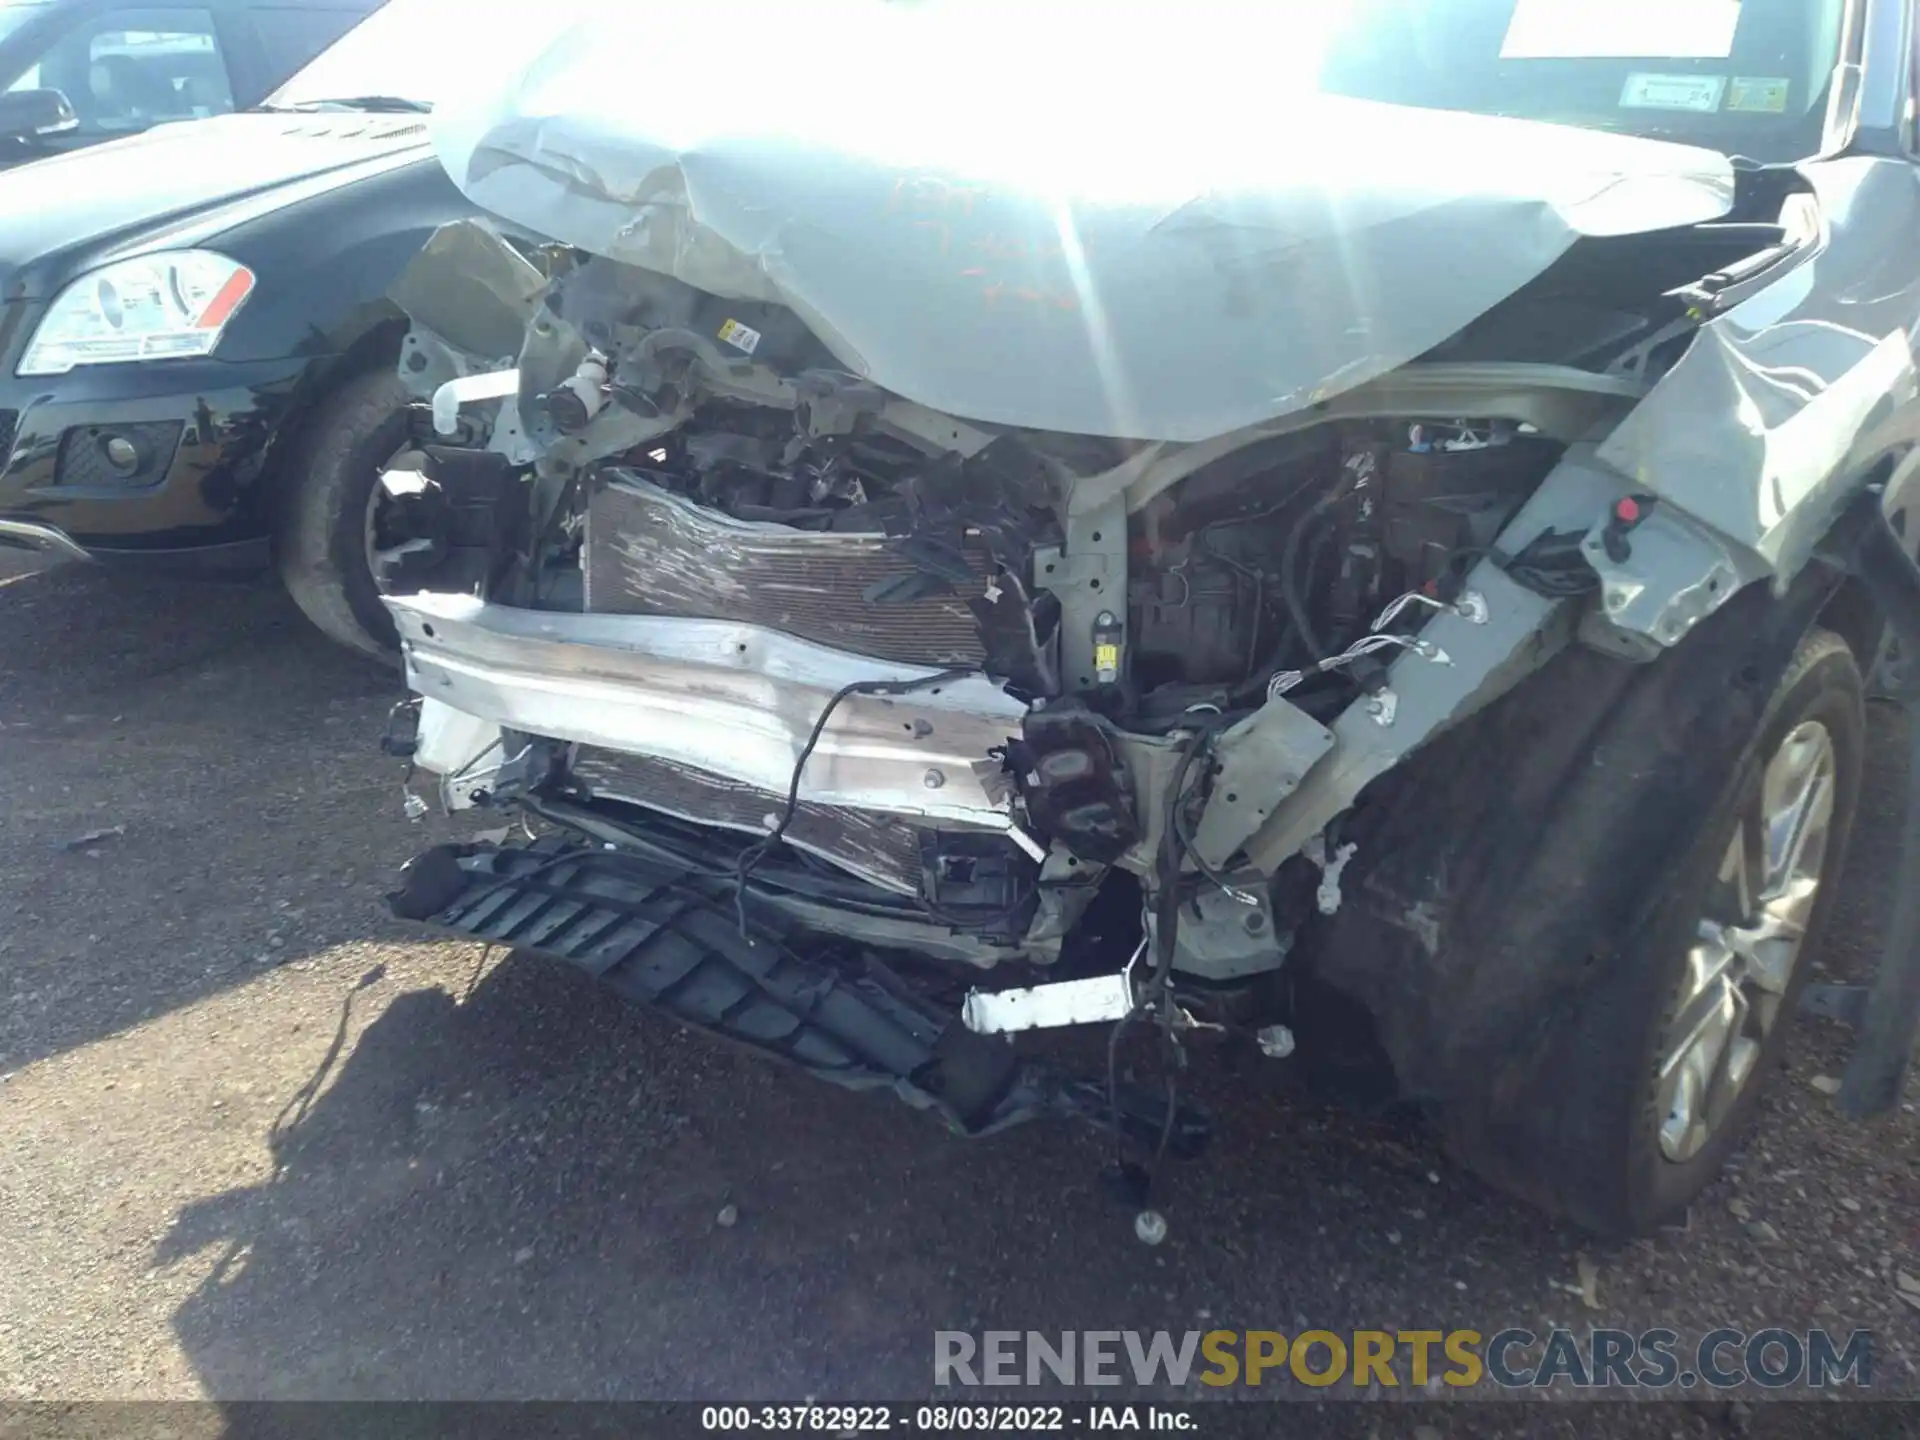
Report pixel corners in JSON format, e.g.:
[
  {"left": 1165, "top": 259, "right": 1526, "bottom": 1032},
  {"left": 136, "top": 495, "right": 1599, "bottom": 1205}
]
[
  {"left": 1819, "top": 571, "right": 1885, "bottom": 676},
  {"left": 1289, "top": 551, "right": 1855, "bottom": 1108},
  {"left": 258, "top": 313, "right": 412, "bottom": 533}
]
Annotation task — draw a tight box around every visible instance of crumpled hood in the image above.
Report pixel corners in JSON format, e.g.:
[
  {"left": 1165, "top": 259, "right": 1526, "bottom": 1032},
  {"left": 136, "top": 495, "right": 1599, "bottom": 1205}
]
[{"left": 431, "top": 0, "right": 1736, "bottom": 443}]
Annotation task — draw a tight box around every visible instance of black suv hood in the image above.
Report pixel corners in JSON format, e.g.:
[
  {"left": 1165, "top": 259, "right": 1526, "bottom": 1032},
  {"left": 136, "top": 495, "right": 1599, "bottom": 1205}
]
[{"left": 0, "top": 110, "right": 433, "bottom": 300}]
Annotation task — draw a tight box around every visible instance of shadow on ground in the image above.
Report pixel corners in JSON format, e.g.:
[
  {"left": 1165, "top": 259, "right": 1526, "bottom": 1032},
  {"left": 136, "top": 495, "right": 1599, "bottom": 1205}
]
[
  {"left": 0, "top": 560, "right": 427, "bottom": 1073},
  {"left": 156, "top": 693, "right": 1920, "bottom": 1405},
  {"left": 3, "top": 561, "right": 1914, "bottom": 1418},
  {"left": 153, "top": 943, "right": 1543, "bottom": 1400}
]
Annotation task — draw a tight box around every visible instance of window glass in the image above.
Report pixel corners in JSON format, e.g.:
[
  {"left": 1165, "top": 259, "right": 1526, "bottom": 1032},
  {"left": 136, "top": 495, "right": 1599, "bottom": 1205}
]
[
  {"left": 51, "top": 7, "right": 234, "bottom": 133},
  {"left": 0, "top": 1, "right": 46, "bottom": 46},
  {"left": 1, "top": 0, "right": 48, "bottom": 91},
  {"left": 247, "top": 6, "right": 362, "bottom": 85},
  {"left": 1308, "top": 0, "right": 1847, "bottom": 164},
  {"left": 270, "top": 0, "right": 555, "bottom": 109}
]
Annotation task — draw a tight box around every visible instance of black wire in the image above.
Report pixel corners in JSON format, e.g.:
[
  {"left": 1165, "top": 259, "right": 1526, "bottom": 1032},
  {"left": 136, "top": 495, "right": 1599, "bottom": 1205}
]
[
  {"left": 1099, "top": 996, "right": 1187, "bottom": 1210},
  {"left": 731, "top": 667, "right": 978, "bottom": 939},
  {"left": 1171, "top": 729, "right": 1244, "bottom": 912},
  {"left": 1104, "top": 999, "right": 1147, "bottom": 1171},
  {"left": 1149, "top": 1069, "right": 1181, "bottom": 1195},
  {"left": 1279, "top": 480, "right": 1352, "bottom": 663},
  {"left": 1099, "top": 713, "right": 1233, "bottom": 1208},
  {"left": 527, "top": 473, "right": 581, "bottom": 607},
  {"left": 1488, "top": 528, "right": 1601, "bottom": 598},
  {"left": 532, "top": 769, "right": 1038, "bottom": 934},
  {"left": 1153, "top": 720, "right": 1220, "bottom": 973},
  {"left": 1224, "top": 478, "right": 1354, "bottom": 706}
]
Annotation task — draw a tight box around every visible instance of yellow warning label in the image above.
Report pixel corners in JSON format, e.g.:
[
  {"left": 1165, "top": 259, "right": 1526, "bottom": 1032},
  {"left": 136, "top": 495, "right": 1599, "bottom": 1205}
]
[
  {"left": 717, "top": 318, "right": 763, "bottom": 355},
  {"left": 1727, "top": 76, "right": 1790, "bottom": 113}
]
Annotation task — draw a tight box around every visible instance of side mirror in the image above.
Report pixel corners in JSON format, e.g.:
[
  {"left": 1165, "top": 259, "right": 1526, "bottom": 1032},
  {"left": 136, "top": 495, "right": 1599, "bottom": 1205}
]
[{"left": 0, "top": 88, "right": 78, "bottom": 143}]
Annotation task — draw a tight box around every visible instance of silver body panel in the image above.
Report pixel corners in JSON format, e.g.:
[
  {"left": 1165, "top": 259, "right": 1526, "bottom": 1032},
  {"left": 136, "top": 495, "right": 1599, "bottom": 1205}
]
[
  {"left": 384, "top": 0, "right": 1920, "bottom": 976},
  {"left": 427, "top": 0, "right": 1733, "bottom": 442},
  {"left": 390, "top": 592, "right": 1026, "bottom": 834}
]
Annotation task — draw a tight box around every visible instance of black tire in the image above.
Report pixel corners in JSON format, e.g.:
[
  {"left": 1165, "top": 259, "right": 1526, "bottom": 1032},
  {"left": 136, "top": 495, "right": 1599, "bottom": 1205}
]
[
  {"left": 1441, "top": 628, "right": 1864, "bottom": 1234},
  {"left": 275, "top": 368, "right": 413, "bottom": 658}
]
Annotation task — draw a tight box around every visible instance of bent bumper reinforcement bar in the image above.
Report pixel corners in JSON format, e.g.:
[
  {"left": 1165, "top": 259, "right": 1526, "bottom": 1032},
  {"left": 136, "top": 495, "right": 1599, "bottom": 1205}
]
[{"left": 385, "top": 592, "right": 1027, "bottom": 832}]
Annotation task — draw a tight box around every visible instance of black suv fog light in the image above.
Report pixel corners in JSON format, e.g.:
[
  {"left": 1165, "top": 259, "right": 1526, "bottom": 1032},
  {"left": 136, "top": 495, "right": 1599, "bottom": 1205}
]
[{"left": 54, "top": 422, "right": 183, "bottom": 490}]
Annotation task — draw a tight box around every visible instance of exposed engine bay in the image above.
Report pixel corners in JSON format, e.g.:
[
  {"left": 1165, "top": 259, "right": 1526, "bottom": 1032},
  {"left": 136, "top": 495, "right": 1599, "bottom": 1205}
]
[
  {"left": 345, "top": 0, "right": 1920, "bottom": 1242},
  {"left": 384, "top": 253, "right": 1556, "bottom": 954},
  {"left": 380, "top": 187, "right": 1801, "bottom": 969},
  {"left": 372, "top": 167, "right": 1827, "bottom": 1162}
]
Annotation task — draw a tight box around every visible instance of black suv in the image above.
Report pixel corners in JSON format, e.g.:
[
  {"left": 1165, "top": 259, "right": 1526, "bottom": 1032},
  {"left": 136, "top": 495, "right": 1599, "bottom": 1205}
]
[
  {"left": 0, "top": 0, "right": 519, "bottom": 656},
  {"left": 0, "top": 0, "right": 381, "bottom": 168}
]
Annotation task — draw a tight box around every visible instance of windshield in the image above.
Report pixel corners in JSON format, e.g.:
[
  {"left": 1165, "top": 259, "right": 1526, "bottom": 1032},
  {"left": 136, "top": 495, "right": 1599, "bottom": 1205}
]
[
  {"left": 0, "top": 2, "right": 47, "bottom": 47},
  {"left": 1311, "top": 0, "right": 1849, "bottom": 164},
  {"left": 265, "top": 0, "right": 518, "bottom": 110}
]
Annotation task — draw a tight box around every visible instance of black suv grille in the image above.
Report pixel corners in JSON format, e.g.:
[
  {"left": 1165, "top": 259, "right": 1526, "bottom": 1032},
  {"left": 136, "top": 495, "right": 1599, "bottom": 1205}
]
[{"left": 0, "top": 410, "right": 16, "bottom": 462}]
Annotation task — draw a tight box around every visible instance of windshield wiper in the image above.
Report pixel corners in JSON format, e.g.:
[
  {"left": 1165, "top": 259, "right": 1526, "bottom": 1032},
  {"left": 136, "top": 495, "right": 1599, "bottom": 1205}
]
[{"left": 263, "top": 96, "right": 432, "bottom": 114}]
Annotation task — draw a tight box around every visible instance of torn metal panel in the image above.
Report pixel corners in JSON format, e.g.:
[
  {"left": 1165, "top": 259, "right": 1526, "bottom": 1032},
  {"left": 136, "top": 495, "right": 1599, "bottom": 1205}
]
[
  {"left": 427, "top": 2, "right": 1732, "bottom": 442},
  {"left": 1189, "top": 698, "right": 1335, "bottom": 870},
  {"left": 769, "top": 891, "right": 1046, "bottom": 969},
  {"left": 1239, "top": 452, "right": 1634, "bottom": 872},
  {"left": 389, "top": 218, "right": 550, "bottom": 370},
  {"left": 1167, "top": 884, "right": 1288, "bottom": 981},
  {"left": 1070, "top": 362, "right": 1648, "bottom": 519},
  {"left": 1240, "top": 568, "right": 1559, "bottom": 873},
  {"left": 413, "top": 697, "right": 506, "bottom": 811},
  {"left": 1596, "top": 160, "right": 1920, "bottom": 587},
  {"left": 1576, "top": 504, "right": 1771, "bottom": 660},
  {"left": 568, "top": 745, "right": 933, "bottom": 895},
  {"left": 387, "top": 592, "right": 1025, "bottom": 831},
  {"left": 584, "top": 477, "right": 989, "bottom": 666}
]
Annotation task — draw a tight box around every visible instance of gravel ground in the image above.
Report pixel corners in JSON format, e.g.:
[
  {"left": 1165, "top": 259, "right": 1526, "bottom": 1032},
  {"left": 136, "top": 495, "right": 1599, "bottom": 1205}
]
[{"left": 0, "top": 557, "right": 1915, "bottom": 1431}]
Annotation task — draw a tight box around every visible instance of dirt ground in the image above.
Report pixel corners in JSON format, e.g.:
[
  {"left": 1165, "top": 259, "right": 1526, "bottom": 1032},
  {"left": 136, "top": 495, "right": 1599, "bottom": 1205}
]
[{"left": 0, "top": 556, "right": 1915, "bottom": 1430}]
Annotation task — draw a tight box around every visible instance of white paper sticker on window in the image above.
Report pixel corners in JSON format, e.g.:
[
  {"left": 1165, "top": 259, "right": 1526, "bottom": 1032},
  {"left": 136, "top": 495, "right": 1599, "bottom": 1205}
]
[
  {"left": 1502, "top": 0, "right": 1742, "bottom": 60},
  {"left": 717, "top": 318, "right": 762, "bottom": 356},
  {"left": 1620, "top": 72, "right": 1728, "bottom": 112}
]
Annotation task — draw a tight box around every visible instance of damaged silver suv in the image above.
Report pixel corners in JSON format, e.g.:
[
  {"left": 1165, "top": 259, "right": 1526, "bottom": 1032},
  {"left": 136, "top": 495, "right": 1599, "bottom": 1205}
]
[{"left": 371, "top": 0, "right": 1920, "bottom": 1235}]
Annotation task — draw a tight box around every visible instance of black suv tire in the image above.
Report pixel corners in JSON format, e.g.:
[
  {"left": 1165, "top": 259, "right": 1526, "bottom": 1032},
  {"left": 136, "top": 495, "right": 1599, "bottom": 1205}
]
[
  {"left": 275, "top": 368, "right": 412, "bottom": 658},
  {"left": 1441, "top": 628, "right": 1864, "bottom": 1233}
]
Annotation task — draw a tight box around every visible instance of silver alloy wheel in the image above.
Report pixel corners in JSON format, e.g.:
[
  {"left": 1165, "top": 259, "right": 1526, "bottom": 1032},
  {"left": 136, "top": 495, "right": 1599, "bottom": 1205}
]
[
  {"left": 1656, "top": 720, "right": 1837, "bottom": 1163},
  {"left": 363, "top": 478, "right": 384, "bottom": 585},
  {"left": 363, "top": 452, "right": 418, "bottom": 594}
]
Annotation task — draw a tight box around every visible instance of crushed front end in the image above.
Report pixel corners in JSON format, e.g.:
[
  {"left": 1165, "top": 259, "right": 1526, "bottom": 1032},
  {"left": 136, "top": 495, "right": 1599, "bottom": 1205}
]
[
  {"left": 368, "top": 74, "right": 1876, "bottom": 1193},
  {"left": 346, "top": 0, "right": 1920, "bottom": 1241},
  {"left": 373, "top": 206, "right": 1677, "bottom": 1171}
]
